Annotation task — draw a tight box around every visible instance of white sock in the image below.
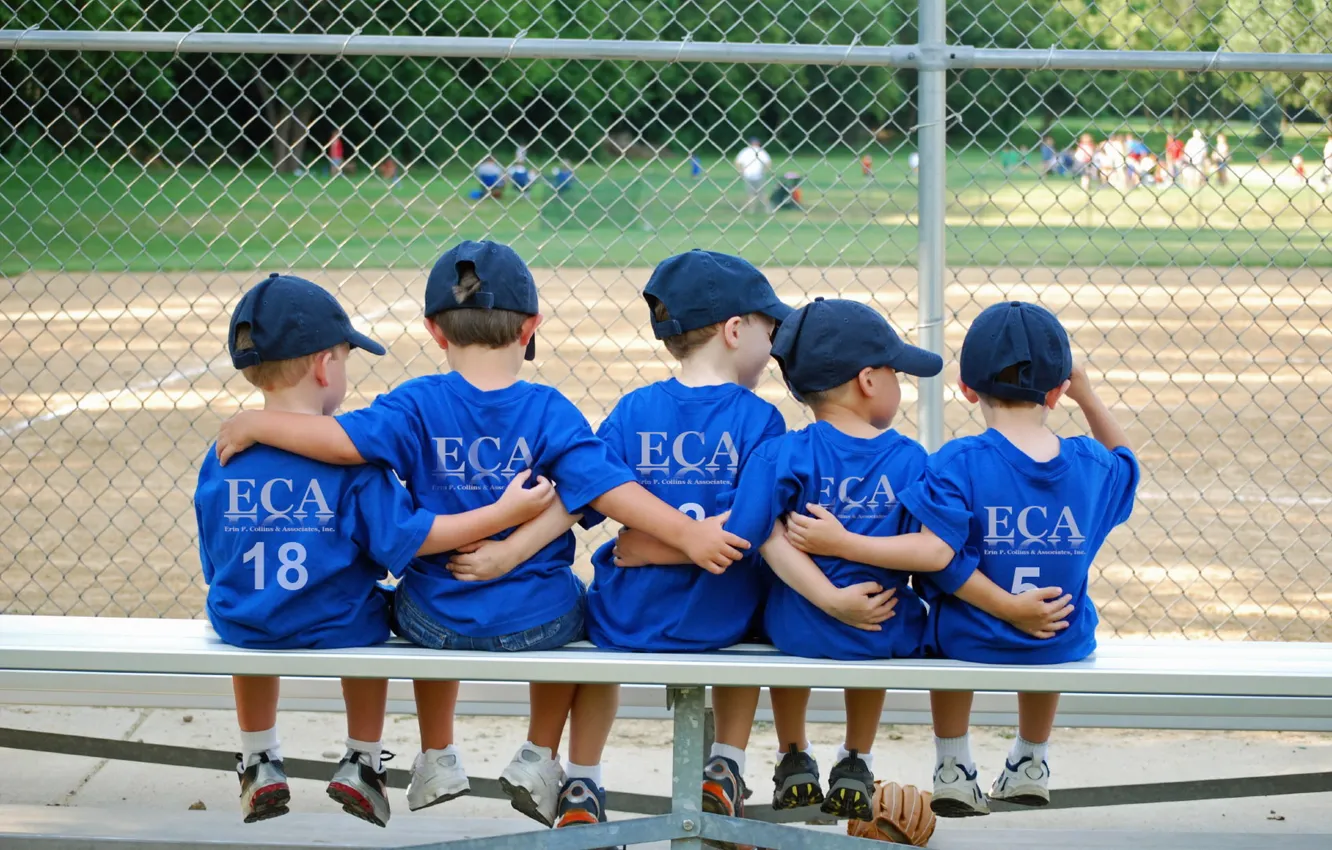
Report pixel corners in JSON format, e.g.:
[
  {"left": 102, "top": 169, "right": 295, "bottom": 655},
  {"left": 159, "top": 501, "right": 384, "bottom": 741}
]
[
  {"left": 1007, "top": 734, "right": 1049, "bottom": 765},
  {"left": 934, "top": 734, "right": 974, "bottom": 771},
  {"left": 836, "top": 744, "right": 874, "bottom": 771},
  {"left": 566, "top": 761, "right": 603, "bottom": 786},
  {"left": 346, "top": 737, "right": 384, "bottom": 772},
  {"left": 710, "top": 742, "right": 747, "bottom": 775},
  {"left": 239, "top": 726, "right": 280, "bottom": 768}
]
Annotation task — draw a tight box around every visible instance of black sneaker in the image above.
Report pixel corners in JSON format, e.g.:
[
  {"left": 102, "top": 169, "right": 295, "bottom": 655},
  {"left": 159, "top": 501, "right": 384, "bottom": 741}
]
[
  {"left": 237, "top": 751, "right": 290, "bottom": 823},
  {"left": 771, "top": 744, "right": 824, "bottom": 810},
  {"left": 327, "top": 750, "right": 394, "bottom": 827},
  {"left": 819, "top": 750, "right": 873, "bottom": 820}
]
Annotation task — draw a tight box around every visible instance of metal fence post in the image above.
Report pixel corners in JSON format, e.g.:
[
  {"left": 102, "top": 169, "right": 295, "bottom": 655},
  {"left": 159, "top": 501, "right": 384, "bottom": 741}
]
[
  {"left": 669, "top": 686, "right": 705, "bottom": 850},
  {"left": 916, "top": 0, "right": 948, "bottom": 453}
]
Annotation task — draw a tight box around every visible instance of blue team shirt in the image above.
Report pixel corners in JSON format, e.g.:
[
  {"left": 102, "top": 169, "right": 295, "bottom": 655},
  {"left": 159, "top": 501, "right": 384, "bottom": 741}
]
[
  {"left": 582, "top": 379, "right": 786, "bottom": 651},
  {"left": 337, "top": 372, "right": 636, "bottom": 638},
  {"left": 195, "top": 445, "right": 436, "bottom": 649},
  {"left": 900, "top": 429, "right": 1139, "bottom": 665},
  {"left": 723, "top": 421, "right": 930, "bottom": 661}
]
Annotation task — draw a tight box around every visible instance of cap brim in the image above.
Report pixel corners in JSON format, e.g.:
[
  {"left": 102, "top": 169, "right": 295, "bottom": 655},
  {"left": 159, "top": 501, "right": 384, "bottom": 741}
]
[
  {"left": 347, "top": 330, "right": 387, "bottom": 356},
  {"left": 524, "top": 336, "right": 536, "bottom": 361},
  {"left": 890, "top": 344, "right": 943, "bottom": 378},
  {"left": 759, "top": 300, "right": 795, "bottom": 325}
]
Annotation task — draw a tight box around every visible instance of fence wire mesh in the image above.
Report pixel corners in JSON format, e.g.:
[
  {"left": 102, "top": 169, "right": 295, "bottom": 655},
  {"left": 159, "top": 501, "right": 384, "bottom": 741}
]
[{"left": 1, "top": 1, "right": 1329, "bottom": 642}]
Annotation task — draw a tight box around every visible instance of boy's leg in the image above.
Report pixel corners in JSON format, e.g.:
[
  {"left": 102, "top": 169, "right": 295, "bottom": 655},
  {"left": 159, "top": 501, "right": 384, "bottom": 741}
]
[
  {"left": 329, "top": 678, "right": 392, "bottom": 827},
  {"left": 929, "top": 690, "right": 988, "bottom": 818},
  {"left": 820, "top": 689, "right": 882, "bottom": 820},
  {"left": 501, "top": 682, "right": 577, "bottom": 827},
  {"left": 989, "top": 691, "right": 1059, "bottom": 808},
  {"left": 769, "top": 686, "right": 822, "bottom": 810},
  {"left": 406, "top": 679, "right": 470, "bottom": 812},
  {"left": 556, "top": 684, "right": 619, "bottom": 830},
  {"left": 232, "top": 675, "right": 289, "bottom": 823},
  {"left": 701, "top": 686, "right": 759, "bottom": 820}
]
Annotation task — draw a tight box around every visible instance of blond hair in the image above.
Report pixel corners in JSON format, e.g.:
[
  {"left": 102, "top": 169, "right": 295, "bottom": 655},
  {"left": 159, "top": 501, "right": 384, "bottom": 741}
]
[
  {"left": 428, "top": 263, "right": 530, "bottom": 349},
  {"left": 233, "top": 325, "right": 347, "bottom": 391}
]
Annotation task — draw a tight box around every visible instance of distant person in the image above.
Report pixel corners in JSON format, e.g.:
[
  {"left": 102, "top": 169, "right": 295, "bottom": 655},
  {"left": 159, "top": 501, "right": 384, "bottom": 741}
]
[
  {"left": 328, "top": 131, "right": 345, "bottom": 178},
  {"left": 378, "top": 156, "right": 401, "bottom": 186},
  {"left": 734, "top": 137, "right": 772, "bottom": 214},
  {"left": 1038, "top": 135, "right": 1057, "bottom": 177},
  {"left": 1074, "top": 133, "right": 1095, "bottom": 189},
  {"left": 509, "top": 163, "right": 533, "bottom": 193},
  {"left": 475, "top": 156, "right": 505, "bottom": 200},
  {"left": 1125, "top": 134, "right": 1150, "bottom": 187},
  {"left": 515, "top": 143, "right": 528, "bottom": 167},
  {"left": 689, "top": 152, "right": 703, "bottom": 178},
  {"left": 1184, "top": 130, "right": 1208, "bottom": 189},
  {"left": 908, "top": 151, "right": 921, "bottom": 176},
  {"left": 861, "top": 154, "right": 873, "bottom": 178},
  {"left": 550, "top": 161, "right": 576, "bottom": 195},
  {"left": 1292, "top": 154, "right": 1308, "bottom": 184},
  {"left": 1165, "top": 133, "right": 1185, "bottom": 183},
  {"left": 1212, "top": 133, "right": 1231, "bottom": 186},
  {"left": 1322, "top": 135, "right": 1332, "bottom": 189},
  {"left": 999, "top": 146, "right": 1020, "bottom": 175}
]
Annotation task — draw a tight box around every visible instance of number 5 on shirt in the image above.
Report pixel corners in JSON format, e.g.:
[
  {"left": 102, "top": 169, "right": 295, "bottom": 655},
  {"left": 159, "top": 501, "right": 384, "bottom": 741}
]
[
  {"left": 1010, "top": 566, "right": 1041, "bottom": 595},
  {"left": 244, "top": 541, "right": 309, "bottom": 591}
]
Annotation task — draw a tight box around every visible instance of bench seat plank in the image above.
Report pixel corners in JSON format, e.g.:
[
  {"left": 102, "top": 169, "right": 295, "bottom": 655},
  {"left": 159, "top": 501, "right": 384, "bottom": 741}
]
[{"left": 3, "top": 616, "right": 1331, "bottom": 698}]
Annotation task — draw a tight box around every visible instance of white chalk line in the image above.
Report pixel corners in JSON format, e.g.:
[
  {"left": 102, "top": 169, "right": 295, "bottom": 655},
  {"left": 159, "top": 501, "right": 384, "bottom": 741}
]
[{"left": 0, "top": 300, "right": 416, "bottom": 442}]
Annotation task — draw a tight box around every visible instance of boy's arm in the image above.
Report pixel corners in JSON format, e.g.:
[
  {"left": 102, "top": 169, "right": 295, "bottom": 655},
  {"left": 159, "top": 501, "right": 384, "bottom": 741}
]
[
  {"left": 784, "top": 505, "right": 954, "bottom": 572},
  {"left": 611, "top": 527, "right": 689, "bottom": 567},
  {"left": 951, "top": 570, "right": 1075, "bottom": 639},
  {"left": 217, "top": 411, "right": 362, "bottom": 466},
  {"left": 591, "top": 482, "right": 749, "bottom": 575},
  {"left": 761, "top": 525, "right": 897, "bottom": 632},
  {"left": 448, "top": 499, "right": 581, "bottom": 582},
  {"left": 417, "top": 471, "right": 556, "bottom": 557},
  {"left": 1065, "top": 363, "right": 1130, "bottom": 451}
]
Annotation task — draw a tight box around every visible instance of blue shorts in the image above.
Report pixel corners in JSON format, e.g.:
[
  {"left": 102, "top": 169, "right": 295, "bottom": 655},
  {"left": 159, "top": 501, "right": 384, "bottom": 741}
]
[{"left": 393, "top": 584, "right": 586, "bottom": 652}]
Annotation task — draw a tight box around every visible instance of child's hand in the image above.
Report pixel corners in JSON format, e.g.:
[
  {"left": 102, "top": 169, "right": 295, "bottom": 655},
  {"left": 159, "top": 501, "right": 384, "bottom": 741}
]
[
  {"left": 679, "top": 514, "right": 750, "bottom": 575},
  {"left": 1064, "top": 361, "right": 1092, "bottom": 406},
  {"left": 496, "top": 470, "right": 556, "bottom": 524},
  {"left": 1003, "top": 585, "right": 1075, "bottom": 639},
  {"left": 821, "top": 582, "right": 898, "bottom": 632},
  {"left": 448, "top": 539, "right": 520, "bottom": 582},
  {"left": 216, "top": 411, "right": 258, "bottom": 466},
  {"left": 785, "top": 504, "right": 848, "bottom": 558},
  {"left": 612, "top": 528, "right": 653, "bottom": 568}
]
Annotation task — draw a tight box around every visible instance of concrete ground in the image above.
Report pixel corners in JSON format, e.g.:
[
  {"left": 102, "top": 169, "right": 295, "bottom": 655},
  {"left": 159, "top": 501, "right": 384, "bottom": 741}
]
[{"left": 2, "top": 705, "right": 1330, "bottom": 843}]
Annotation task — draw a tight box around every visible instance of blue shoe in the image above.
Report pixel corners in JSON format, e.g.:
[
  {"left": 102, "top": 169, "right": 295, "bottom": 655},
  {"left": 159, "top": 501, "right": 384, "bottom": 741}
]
[
  {"left": 555, "top": 778, "right": 621, "bottom": 850},
  {"left": 701, "top": 756, "right": 752, "bottom": 850}
]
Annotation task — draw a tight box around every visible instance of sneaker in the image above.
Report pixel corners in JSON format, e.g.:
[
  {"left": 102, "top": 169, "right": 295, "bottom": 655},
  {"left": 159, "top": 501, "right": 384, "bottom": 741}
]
[
  {"left": 407, "top": 748, "right": 471, "bottom": 812},
  {"left": 771, "top": 745, "right": 824, "bottom": 810},
  {"left": 498, "top": 743, "right": 566, "bottom": 827},
  {"left": 819, "top": 751, "right": 873, "bottom": 820},
  {"left": 327, "top": 750, "right": 393, "bottom": 827},
  {"left": 989, "top": 756, "right": 1051, "bottom": 807},
  {"left": 931, "top": 757, "right": 990, "bottom": 818},
  {"left": 701, "top": 755, "right": 752, "bottom": 850},
  {"left": 237, "top": 751, "right": 290, "bottom": 824},
  {"left": 555, "top": 778, "right": 623, "bottom": 850}
]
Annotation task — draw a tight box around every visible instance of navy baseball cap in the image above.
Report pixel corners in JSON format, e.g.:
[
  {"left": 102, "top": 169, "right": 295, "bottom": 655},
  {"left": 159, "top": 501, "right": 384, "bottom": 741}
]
[
  {"left": 425, "top": 240, "right": 540, "bottom": 360},
  {"left": 228, "top": 273, "right": 385, "bottom": 369},
  {"left": 643, "top": 250, "right": 793, "bottom": 339},
  {"left": 960, "top": 301, "right": 1073, "bottom": 404},
  {"left": 771, "top": 297, "right": 942, "bottom": 396}
]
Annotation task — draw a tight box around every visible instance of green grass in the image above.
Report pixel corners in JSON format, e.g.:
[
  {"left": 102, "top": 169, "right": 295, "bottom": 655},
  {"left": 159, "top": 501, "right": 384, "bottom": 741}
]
[{"left": 3, "top": 147, "right": 1331, "bottom": 273}]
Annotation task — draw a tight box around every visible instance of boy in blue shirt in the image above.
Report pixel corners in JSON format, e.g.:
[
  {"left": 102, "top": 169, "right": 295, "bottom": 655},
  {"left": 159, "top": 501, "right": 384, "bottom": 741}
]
[
  {"left": 720, "top": 297, "right": 944, "bottom": 821},
  {"left": 786, "top": 301, "right": 1137, "bottom": 817},
  {"left": 215, "top": 241, "right": 751, "bottom": 827},
  {"left": 196, "top": 274, "right": 556, "bottom": 826}
]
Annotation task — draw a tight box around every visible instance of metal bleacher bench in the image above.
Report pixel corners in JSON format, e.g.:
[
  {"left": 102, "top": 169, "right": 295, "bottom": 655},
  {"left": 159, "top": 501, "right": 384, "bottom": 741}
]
[{"left": 2, "top": 615, "right": 1332, "bottom": 850}]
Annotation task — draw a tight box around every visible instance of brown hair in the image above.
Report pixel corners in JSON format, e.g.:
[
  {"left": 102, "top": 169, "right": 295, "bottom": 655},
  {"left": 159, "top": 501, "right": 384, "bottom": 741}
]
[
  {"left": 233, "top": 325, "right": 347, "bottom": 391},
  {"left": 428, "top": 262, "right": 530, "bottom": 349},
  {"left": 977, "top": 363, "right": 1042, "bottom": 409},
  {"left": 648, "top": 298, "right": 768, "bottom": 362}
]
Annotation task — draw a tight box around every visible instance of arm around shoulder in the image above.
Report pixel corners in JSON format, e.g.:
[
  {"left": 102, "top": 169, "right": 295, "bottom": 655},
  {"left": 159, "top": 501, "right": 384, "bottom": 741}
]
[{"left": 217, "top": 410, "right": 363, "bottom": 466}]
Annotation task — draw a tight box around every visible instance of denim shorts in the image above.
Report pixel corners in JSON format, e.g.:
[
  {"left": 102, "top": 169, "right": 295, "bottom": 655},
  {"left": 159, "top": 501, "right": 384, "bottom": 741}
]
[{"left": 393, "top": 585, "right": 586, "bottom": 652}]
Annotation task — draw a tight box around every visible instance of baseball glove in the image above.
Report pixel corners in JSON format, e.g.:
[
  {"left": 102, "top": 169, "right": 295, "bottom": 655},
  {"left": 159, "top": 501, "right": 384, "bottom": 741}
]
[{"left": 845, "top": 781, "right": 936, "bottom": 847}]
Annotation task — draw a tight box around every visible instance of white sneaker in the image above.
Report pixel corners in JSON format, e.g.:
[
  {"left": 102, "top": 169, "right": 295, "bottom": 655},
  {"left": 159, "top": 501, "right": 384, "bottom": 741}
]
[
  {"left": 406, "top": 748, "right": 471, "bottom": 811},
  {"left": 989, "top": 756, "right": 1051, "bottom": 807},
  {"left": 498, "top": 743, "right": 566, "bottom": 826},
  {"left": 931, "top": 757, "right": 990, "bottom": 818}
]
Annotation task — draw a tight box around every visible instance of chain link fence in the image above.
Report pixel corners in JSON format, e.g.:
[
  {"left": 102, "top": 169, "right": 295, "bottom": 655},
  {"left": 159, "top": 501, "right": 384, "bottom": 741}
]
[{"left": 1, "top": 2, "right": 1329, "bottom": 642}]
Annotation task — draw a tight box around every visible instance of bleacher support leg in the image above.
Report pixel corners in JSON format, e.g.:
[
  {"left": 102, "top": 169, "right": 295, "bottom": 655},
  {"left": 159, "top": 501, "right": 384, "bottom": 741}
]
[{"left": 669, "top": 686, "right": 705, "bottom": 850}]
